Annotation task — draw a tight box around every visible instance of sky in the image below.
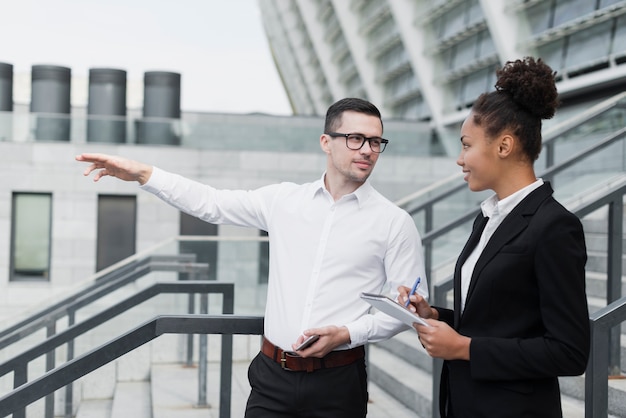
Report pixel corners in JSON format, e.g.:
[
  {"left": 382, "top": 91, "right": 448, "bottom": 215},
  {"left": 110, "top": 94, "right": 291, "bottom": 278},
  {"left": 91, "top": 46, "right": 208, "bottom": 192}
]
[{"left": 1, "top": 0, "right": 292, "bottom": 115}]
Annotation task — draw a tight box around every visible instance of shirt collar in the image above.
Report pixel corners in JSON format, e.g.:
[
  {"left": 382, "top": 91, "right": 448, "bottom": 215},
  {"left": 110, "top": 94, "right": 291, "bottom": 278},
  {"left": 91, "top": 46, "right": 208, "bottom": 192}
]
[
  {"left": 481, "top": 178, "right": 544, "bottom": 218},
  {"left": 313, "top": 172, "right": 373, "bottom": 207}
]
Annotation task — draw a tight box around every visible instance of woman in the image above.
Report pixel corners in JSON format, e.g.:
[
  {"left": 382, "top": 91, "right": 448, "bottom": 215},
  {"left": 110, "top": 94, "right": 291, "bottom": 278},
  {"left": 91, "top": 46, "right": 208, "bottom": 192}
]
[{"left": 401, "top": 57, "right": 590, "bottom": 417}]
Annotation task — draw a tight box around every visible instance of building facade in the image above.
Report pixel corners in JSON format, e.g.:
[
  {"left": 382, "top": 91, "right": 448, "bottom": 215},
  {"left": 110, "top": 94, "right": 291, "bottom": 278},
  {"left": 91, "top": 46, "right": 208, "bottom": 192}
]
[{"left": 258, "top": 0, "right": 626, "bottom": 153}]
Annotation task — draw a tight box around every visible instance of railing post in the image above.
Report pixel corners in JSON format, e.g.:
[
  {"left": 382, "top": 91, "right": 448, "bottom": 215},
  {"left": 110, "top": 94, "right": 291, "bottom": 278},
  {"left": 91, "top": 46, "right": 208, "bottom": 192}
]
[
  {"left": 197, "top": 292, "right": 209, "bottom": 408},
  {"left": 64, "top": 310, "right": 76, "bottom": 418},
  {"left": 220, "top": 332, "right": 234, "bottom": 418},
  {"left": 45, "top": 322, "right": 56, "bottom": 418},
  {"left": 607, "top": 197, "right": 623, "bottom": 375},
  {"left": 186, "top": 286, "right": 195, "bottom": 367},
  {"left": 545, "top": 141, "right": 555, "bottom": 168},
  {"left": 585, "top": 319, "right": 609, "bottom": 417},
  {"left": 424, "top": 206, "right": 433, "bottom": 296},
  {"left": 220, "top": 283, "right": 235, "bottom": 418},
  {"left": 12, "top": 363, "right": 27, "bottom": 418}
]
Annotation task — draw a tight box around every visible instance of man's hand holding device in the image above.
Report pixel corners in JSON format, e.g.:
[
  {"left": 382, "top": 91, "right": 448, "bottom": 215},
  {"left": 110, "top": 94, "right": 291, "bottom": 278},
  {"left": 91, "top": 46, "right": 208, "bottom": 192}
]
[{"left": 295, "top": 334, "right": 320, "bottom": 351}]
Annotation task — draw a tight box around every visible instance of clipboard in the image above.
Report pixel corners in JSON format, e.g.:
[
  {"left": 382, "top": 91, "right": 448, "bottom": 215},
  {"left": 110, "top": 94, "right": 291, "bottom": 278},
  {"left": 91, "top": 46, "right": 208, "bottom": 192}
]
[{"left": 360, "top": 292, "right": 431, "bottom": 327}]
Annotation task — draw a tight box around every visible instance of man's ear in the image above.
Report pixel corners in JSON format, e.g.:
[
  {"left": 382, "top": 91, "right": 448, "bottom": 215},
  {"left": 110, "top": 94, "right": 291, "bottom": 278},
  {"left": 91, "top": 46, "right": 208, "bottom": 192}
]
[{"left": 320, "top": 134, "right": 331, "bottom": 154}]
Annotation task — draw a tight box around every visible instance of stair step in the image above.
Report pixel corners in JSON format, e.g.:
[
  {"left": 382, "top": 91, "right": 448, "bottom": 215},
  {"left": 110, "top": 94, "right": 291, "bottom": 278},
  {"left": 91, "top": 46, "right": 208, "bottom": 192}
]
[
  {"left": 75, "top": 399, "right": 112, "bottom": 418},
  {"left": 368, "top": 332, "right": 433, "bottom": 418},
  {"left": 111, "top": 381, "right": 151, "bottom": 418},
  {"left": 151, "top": 363, "right": 229, "bottom": 418},
  {"left": 367, "top": 380, "right": 420, "bottom": 417}
]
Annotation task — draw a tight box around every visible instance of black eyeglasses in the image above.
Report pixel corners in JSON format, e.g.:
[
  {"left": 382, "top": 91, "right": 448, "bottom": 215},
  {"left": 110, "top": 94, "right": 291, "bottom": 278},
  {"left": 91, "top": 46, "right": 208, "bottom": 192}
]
[{"left": 325, "top": 132, "right": 389, "bottom": 153}]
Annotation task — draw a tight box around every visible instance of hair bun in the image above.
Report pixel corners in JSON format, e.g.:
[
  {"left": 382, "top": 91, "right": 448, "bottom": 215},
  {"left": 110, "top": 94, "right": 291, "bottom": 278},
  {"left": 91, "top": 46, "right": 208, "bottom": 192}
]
[{"left": 495, "top": 57, "right": 559, "bottom": 120}]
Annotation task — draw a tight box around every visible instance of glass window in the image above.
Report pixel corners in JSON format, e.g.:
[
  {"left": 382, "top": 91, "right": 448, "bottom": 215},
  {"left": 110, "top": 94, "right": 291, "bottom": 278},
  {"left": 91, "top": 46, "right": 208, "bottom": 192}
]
[
  {"left": 524, "top": 0, "right": 555, "bottom": 34},
  {"left": 461, "top": 68, "right": 490, "bottom": 105},
  {"left": 537, "top": 38, "right": 567, "bottom": 72},
  {"left": 452, "top": 35, "right": 479, "bottom": 71},
  {"left": 10, "top": 193, "right": 52, "bottom": 281},
  {"left": 554, "top": 0, "right": 596, "bottom": 27},
  {"left": 440, "top": 6, "right": 466, "bottom": 39},
  {"left": 180, "top": 213, "right": 218, "bottom": 281},
  {"left": 96, "top": 195, "right": 136, "bottom": 271},
  {"left": 600, "top": 0, "right": 623, "bottom": 7},
  {"left": 612, "top": 16, "right": 626, "bottom": 57},
  {"left": 466, "top": 0, "right": 484, "bottom": 27},
  {"left": 564, "top": 21, "right": 612, "bottom": 69},
  {"left": 477, "top": 30, "right": 496, "bottom": 60}
]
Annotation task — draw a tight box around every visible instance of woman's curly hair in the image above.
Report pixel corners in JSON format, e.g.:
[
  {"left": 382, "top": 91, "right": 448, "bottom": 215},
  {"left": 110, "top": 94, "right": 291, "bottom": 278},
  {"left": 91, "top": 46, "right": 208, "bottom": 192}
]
[{"left": 471, "top": 57, "right": 559, "bottom": 161}]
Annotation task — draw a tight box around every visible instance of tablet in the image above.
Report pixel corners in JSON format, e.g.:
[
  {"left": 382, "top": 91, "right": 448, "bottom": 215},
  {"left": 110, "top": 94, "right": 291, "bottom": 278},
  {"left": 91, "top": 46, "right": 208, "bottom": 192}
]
[{"left": 360, "top": 292, "right": 431, "bottom": 327}]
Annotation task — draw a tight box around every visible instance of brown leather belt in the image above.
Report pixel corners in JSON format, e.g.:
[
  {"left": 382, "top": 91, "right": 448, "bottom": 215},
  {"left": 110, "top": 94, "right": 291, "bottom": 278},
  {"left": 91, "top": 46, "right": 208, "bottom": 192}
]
[{"left": 261, "top": 337, "right": 365, "bottom": 372}]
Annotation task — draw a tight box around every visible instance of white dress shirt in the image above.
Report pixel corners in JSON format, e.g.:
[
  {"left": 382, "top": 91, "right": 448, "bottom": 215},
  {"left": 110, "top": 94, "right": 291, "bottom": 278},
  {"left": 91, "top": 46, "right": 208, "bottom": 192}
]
[
  {"left": 141, "top": 167, "right": 427, "bottom": 350},
  {"left": 460, "top": 179, "right": 544, "bottom": 311}
]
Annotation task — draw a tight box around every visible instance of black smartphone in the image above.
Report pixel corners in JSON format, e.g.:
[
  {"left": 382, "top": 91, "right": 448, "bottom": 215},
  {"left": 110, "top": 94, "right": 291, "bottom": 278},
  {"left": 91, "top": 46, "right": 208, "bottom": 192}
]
[{"left": 295, "top": 334, "right": 320, "bottom": 351}]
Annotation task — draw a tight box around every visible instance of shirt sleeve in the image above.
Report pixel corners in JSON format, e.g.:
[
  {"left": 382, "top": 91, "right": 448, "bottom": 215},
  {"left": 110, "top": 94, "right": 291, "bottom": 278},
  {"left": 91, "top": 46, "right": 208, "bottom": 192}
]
[
  {"left": 140, "top": 166, "right": 272, "bottom": 230},
  {"left": 344, "top": 211, "right": 428, "bottom": 347}
]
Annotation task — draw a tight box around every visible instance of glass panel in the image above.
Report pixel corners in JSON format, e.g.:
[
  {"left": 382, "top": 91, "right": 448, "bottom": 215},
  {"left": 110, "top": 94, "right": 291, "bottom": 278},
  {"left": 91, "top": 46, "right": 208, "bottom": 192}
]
[
  {"left": 11, "top": 193, "right": 52, "bottom": 280},
  {"left": 600, "top": 0, "right": 623, "bottom": 7},
  {"left": 612, "top": 15, "right": 626, "bottom": 57},
  {"left": 467, "top": 0, "right": 484, "bottom": 27},
  {"left": 477, "top": 29, "right": 496, "bottom": 59},
  {"left": 180, "top": 212, "right": 218, "bottom": 281},
  {"left": 440, "top": 5, "right": 466, "bottom": 39},
  {"left": 554, "top": 0, "right": 596, "bottom": 27},
  {"left": 524, "top": 0, "right": 555, "bottom": 34},
  {"left": 536, "top": 101, "right": 626, "bottom": 172},
  {"left": 452, "top": 35, "right": 479, "bottom": 70},
  {"left": 564, "top": 21, "right": 612, "bottom": 69},
  {"left": 537, "top": 39, "right": 566, "bottom": 72},
  {"left": 461, "top": 68, "right": 490, "bottom": 105},
  {"left": 96, "top": 195, "right": 136, "bottom": 271}
]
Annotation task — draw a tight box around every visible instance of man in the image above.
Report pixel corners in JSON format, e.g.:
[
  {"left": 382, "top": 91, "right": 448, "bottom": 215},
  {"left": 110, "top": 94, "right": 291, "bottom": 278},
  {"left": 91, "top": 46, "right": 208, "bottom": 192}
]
[{"left": 77, "top": 97, "right": 427, "bottom": 417}]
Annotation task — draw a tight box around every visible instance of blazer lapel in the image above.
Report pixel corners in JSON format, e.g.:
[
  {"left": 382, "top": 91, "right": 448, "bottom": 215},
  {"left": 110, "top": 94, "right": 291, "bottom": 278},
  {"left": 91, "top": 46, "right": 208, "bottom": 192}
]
[
  {"left": 463, "top": 183, "right": 554, "bottom": 308},
  {"left": 454, "top": 212, "right": 488, "bottom": 327}
]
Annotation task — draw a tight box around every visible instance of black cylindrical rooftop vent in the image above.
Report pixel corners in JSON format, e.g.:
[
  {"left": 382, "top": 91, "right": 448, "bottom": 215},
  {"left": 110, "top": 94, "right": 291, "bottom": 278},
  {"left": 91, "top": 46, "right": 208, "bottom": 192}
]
[
  {"left": 30, "top": 64, "right": 71, "bottom": 141},
  {"left": 0, "top": 62, "right": 13, "bottom": 112},
  {"left": 136, "top": 71, "right": 181, "bottom": 145},
  {"left": 87, "top": 68, "right": 127, "bottom": 143},
  {"left": 143, "top": 71, "right": 181, "bottom": 118}
]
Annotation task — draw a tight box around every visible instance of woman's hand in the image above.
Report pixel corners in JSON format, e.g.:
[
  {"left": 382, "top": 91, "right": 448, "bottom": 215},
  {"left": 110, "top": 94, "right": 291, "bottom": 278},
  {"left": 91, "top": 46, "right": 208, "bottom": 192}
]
[
  {"left": 414, "top": 321, "right": 471, "bottom": 361},
  {"left": 398, "top": 285, "right": 437, "bottom": 319}
]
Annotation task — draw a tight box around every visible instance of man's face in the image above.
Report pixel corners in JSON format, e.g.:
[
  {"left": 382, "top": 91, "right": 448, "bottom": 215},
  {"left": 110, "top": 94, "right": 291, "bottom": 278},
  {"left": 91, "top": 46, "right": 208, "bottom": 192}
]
[{"left": 321, "top": 110, "right": 383, "bottom": 186}]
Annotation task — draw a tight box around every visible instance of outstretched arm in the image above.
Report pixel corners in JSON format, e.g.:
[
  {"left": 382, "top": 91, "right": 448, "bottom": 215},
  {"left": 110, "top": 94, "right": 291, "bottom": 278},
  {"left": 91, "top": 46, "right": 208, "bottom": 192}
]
[{"left": 76, "top": 153, "right": 153, "bottom": 185}]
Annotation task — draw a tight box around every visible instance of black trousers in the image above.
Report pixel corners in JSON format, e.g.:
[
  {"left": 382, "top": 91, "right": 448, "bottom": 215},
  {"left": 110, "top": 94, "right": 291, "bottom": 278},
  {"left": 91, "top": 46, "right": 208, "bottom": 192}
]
[{"left": 244, "top": 351, "right": 368, "bottom": 418}]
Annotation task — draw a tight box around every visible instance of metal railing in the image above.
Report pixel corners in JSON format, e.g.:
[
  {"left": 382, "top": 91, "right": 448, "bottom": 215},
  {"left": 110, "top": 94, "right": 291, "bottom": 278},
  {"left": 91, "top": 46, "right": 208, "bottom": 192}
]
[
  {"left": 586, "top": 296, "right": 626, "bottom": 417},
  {"left": 0, "top": 256, "right": 219, "bottom": 418},
  {"left": 0, "top": 315, "right": 264, "bottom": 418},
  {"left": 0, "top": 254, "right": 197, "bottom": 351}
]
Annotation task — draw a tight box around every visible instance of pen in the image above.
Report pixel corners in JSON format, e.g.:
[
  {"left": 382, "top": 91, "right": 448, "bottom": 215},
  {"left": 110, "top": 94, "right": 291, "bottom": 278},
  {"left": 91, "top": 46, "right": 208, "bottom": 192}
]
[{"left": 404, "top": 277, "right": 421, "bottom": 307}]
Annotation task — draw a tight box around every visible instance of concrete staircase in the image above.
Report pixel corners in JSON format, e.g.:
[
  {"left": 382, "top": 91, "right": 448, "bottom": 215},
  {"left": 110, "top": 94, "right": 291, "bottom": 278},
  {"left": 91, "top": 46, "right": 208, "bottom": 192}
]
[{"left": 73, "top": 353, "right": 419, "bottom": 418}]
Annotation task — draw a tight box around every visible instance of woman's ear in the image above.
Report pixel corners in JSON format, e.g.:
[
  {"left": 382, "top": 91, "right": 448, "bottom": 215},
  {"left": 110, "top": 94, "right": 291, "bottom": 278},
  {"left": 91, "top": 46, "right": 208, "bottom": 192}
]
[{"left": 497, "top": 134, "right": 514, "bottom": 158}]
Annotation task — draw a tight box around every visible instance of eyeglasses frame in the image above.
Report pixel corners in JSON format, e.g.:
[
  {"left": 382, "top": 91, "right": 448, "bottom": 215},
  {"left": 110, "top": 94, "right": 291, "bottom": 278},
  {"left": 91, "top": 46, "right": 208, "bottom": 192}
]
[{"left": 325, "top": 132, "right": 389, "bottom": 153}]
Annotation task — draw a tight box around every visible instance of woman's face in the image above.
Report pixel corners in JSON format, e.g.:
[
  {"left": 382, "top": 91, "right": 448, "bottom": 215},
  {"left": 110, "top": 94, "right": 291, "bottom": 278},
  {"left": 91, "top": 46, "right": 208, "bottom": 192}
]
[{"left": 456, "top": 113, "right": 501, "bottom": 193}]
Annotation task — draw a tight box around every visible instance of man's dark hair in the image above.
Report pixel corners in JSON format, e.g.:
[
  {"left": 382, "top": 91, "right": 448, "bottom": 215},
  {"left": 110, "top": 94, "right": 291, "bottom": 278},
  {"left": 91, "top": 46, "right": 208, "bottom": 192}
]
[{"left": 324, "top": 98, "right": 383, "bottom": 133}]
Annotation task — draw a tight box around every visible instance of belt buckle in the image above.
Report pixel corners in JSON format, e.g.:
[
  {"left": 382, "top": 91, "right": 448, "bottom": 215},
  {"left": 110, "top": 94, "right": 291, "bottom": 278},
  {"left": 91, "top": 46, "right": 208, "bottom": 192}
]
[{"left": 280, "top": 350, "right": 297, "bottom": 371}]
